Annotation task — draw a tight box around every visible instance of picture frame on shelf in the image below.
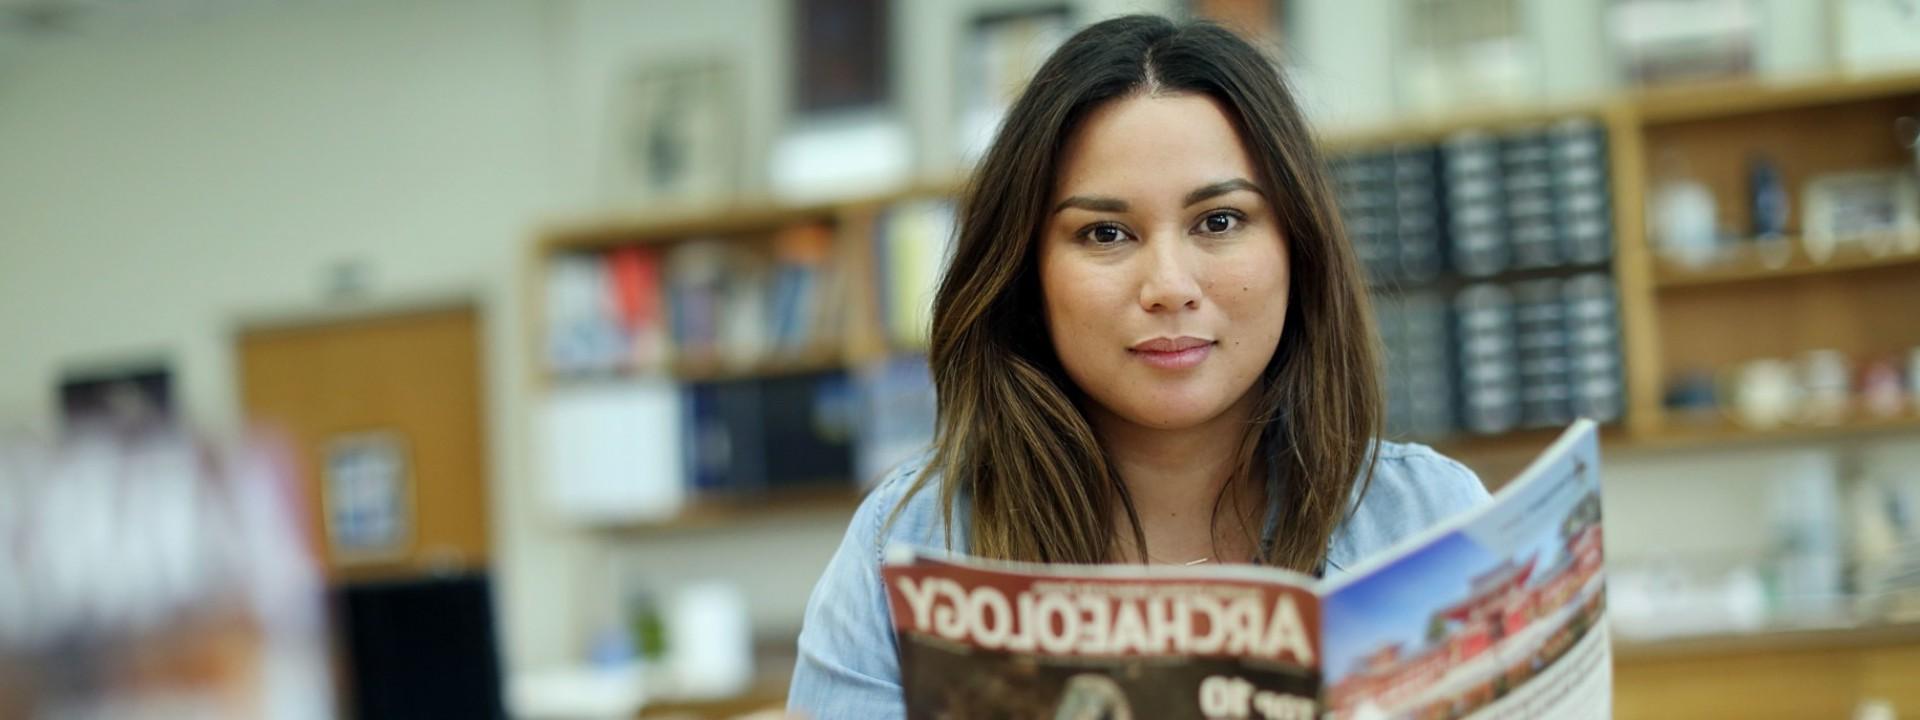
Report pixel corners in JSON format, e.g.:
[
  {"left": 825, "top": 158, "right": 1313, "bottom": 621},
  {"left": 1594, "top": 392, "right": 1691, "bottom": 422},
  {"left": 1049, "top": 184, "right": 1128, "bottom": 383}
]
[
  {"left": 773, "top": 0, "right": 908, "bottom": 202},
  {"left": 792, "top": 0, "right": 890, "bottom": 116},
  {"left": 58, "top": 357, "right": 173, "bottom": 432},
  {"left": 1607, "top": 0, "right": 1757, "bottom": 88},
  {"left": 955, "top": 5, "right": 1073, "bottom": 165},
  {"left": 602, "top": 59, "right": 738, "bottom": 210},
  {"left": 1396, "top": 0, "right": 1542, "bottom": 115},
  {"left": 1801, "top": 169, "right": 1920, "bottom": 262}
]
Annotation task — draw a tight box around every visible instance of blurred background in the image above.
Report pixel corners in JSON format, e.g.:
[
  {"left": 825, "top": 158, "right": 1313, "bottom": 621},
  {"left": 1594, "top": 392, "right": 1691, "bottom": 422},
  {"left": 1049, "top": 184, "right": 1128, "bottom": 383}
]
[{"left": 2, "top": 0, "right": 1920, "bottom": 718}]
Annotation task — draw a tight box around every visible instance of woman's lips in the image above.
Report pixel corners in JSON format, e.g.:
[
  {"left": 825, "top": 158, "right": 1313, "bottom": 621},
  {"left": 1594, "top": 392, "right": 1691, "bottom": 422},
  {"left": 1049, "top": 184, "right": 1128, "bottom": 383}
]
[{"left": 1129, "top": 337, "right": 1215, "bottom": 370}]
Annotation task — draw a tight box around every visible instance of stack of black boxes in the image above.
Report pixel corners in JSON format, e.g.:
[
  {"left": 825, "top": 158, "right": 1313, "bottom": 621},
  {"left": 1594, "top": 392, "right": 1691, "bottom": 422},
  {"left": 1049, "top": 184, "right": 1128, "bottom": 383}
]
[{"left": 1335, "top": 117, "right": 1623, "bottom": 439}]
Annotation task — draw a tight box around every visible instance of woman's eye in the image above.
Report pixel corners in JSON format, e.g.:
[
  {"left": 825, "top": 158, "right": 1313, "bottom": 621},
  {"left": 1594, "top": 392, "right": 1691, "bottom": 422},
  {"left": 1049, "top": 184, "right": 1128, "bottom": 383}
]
[
  {"left": 1084, "top": 224, "right": 1129, "bottom": 245},
  {"left": 1199, "top": 211, "right": 1240, "bottom": 234}
]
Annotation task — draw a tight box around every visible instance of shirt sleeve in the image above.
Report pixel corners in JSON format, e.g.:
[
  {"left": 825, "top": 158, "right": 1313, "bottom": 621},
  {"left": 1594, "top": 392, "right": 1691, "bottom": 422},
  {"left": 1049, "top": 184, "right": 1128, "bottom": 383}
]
[
  {"left": 786, "top": 471, "right": 912, "bottom": 719},
  {"left": 1393, "top": 444, "right": 1493, "bottom": 518},
  {"left": 1326, "top": 443, "right": 1493, "bottom": 573}
]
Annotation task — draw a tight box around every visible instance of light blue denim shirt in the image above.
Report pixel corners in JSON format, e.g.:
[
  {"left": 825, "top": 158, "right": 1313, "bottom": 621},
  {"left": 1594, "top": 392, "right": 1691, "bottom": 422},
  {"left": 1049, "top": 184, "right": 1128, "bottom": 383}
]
[{"left": 785, "top": 441, "right": 1490, "bottom": 719}]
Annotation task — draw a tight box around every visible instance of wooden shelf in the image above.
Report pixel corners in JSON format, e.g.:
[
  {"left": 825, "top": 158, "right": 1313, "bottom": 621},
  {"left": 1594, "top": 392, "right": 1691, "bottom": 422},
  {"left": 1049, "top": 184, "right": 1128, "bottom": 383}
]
[
  {"left": 1368, "top": 261, "right": 1616, "bottom": 298},
  {"left": 1632, "top": 411, "right": 1920, "bottom": 451},
  {"left": 609, "top": 485, "right": 866, "bottom": 534},
  {"left": 545, "top": 349, "right": 848, "bottom": 386},
  {"left": 539, "top": 179, "right": 964, "bottom": 252},
  {"left": 1615, "top": 619, "right": 1920, "bottom": 661},
  {"left": 1614, "top": 617, "right": 1920, "bottom": 719},
  {"left": 1426, "top": 425, "right": 1634, "bottom": 490},
  {"left": 1318, "top": 100, "right": 1609, "bottom": 152},
  {"left": 1654, "top": 237, "right": 1920, "bottom": 288},
  {"left": 1632, "top": 68, "right": 1920, "bottom": 125},
  {"left": 541, "top": 203, "right": 843, "bottom": 253},
  {"left": 1438, "top": 414, "right": 1920, "bottom": 476},
  {"left": 670, "top": 349, "right": 847, "bottom": 383}
]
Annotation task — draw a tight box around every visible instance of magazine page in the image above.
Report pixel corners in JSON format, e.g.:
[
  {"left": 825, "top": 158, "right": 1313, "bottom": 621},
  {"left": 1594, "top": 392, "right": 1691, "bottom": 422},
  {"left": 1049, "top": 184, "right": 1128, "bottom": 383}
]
[
  {"left": 1320, "top": 420, "right": 1608, "bottom": 719},
  {"left": 881, "top": 550, "right": 1324, "bottom": 720}
]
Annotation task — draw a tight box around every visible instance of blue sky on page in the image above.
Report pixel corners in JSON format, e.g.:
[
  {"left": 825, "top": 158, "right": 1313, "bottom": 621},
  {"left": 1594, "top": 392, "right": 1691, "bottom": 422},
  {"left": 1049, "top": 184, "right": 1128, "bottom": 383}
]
[{"left": 1321, "top": 531, "right": 1499, "bottom": 684}]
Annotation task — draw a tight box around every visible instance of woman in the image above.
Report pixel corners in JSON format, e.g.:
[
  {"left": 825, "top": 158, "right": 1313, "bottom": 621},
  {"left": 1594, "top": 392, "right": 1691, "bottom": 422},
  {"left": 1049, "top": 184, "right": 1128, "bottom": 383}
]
[{"left": 788, "top": 15, "right": 1487, "bottom": 717}]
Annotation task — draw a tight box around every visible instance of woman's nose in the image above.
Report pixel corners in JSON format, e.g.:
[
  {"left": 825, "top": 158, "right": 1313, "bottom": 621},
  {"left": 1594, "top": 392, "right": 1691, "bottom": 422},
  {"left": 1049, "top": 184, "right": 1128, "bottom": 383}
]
[{"left": 1137, "top": 235, "right": 1203, "bottom": 312}]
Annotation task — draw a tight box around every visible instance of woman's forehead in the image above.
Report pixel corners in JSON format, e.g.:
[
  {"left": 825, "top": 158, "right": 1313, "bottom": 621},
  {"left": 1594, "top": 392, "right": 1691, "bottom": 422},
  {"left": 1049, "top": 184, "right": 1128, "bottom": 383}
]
[{"left": 1053, "top": 93, "right": 1262, "bottom": 202}]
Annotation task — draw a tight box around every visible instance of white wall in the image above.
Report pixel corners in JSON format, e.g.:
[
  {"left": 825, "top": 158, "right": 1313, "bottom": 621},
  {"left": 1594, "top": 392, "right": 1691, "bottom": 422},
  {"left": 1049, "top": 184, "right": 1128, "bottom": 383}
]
[{"left": 0, "top": 0, "right": 589, "bottom": 670}]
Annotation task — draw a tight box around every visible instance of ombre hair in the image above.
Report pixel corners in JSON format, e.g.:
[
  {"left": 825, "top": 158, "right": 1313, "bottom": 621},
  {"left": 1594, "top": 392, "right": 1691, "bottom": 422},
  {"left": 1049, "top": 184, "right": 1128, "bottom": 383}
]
[{"left": 897, "top": 15, "right": 1380, "bottom": 572}]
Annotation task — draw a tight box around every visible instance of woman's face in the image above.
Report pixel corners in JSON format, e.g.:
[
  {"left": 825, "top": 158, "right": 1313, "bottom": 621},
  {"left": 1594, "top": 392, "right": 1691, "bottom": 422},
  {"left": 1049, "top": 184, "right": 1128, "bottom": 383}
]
[{"left": 1040, "top": 92, "right": 1289, "bottom": 432}]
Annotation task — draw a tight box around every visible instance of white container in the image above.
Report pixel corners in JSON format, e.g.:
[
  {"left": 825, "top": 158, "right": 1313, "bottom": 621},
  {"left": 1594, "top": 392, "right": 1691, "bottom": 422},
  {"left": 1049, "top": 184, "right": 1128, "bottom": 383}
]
[{"left": 664, "top": 582, "right": 753, "bottom": 700}]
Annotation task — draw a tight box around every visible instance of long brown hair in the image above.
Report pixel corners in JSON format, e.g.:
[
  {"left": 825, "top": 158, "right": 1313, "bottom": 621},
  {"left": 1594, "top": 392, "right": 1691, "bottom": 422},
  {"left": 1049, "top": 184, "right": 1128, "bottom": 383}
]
[{"left": 896, "top": 15, "right": 1380, "bottom": 572}]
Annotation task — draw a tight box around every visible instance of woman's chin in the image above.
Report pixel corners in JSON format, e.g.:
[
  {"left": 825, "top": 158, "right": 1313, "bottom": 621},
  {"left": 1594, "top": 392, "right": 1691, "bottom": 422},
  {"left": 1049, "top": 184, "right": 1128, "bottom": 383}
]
[{"left": 1110, "top": 397, "right": 1234, "bottom": 432}]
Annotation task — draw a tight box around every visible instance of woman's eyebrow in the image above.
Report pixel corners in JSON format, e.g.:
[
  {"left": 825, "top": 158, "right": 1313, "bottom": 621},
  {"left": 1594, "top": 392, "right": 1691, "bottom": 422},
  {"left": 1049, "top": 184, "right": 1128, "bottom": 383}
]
[
  {"left": 1183, "top": 178, "right": 1264, "bottom": 207},
  {"left": 1053, "top": 195, "right": 1128, "bottom": 214},
  {"left": 1052, "top": 178, "right": 1264, "bottom": 215}
]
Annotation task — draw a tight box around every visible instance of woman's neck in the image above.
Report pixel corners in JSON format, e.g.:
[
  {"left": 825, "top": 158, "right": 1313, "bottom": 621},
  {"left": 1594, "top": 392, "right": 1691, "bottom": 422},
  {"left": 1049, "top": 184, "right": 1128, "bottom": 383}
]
[{"left": 1091, "top": 391, "right": 1264, "bottom": 565}]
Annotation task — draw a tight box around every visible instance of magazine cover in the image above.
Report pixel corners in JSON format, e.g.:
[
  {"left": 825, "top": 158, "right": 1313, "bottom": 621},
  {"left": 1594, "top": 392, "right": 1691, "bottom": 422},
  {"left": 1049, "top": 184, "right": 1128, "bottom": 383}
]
[{"left": 881, "top": 420, "right": 1605, "bottom": 719}]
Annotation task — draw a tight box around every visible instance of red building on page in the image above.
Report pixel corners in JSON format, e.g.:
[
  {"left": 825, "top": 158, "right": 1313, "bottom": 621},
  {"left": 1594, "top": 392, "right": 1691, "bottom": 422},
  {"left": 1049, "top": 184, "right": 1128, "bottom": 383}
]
[{"left": 1327, "top": 493, "right": 1606, "bottom": 716}]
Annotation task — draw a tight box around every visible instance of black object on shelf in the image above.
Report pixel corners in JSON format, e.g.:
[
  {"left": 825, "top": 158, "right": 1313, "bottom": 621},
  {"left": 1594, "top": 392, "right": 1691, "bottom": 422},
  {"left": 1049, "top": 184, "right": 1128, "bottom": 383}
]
[
  {"left": 684, "top": 369, "right": 859, "bottom": 495},
  {"left": 335, "top": 571, "right": 506, "bottom": 720},
  {"left": 1514, "top": 278, "right": 1574, "bottom": 428},
  {"left": 1445, "top": 131, "right": 1510, "bottom": 278},
  {"left": 1335, "top": 119, "right": 1622, "bottom": 442},
  {"left": 1456, "top": 283, "right": 1522, "bottom": 435},
  {"left": 1552, "top": 119, "right": 1613, "bottom": 265}
]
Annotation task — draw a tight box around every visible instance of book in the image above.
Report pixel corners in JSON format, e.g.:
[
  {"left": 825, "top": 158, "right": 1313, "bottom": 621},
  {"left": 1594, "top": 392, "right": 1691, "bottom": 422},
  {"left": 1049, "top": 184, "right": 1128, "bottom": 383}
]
[
  {"left": 545, "top": 252, "right": 625, "bottom": 375},
  {"left": 1550, "top": 119, "right": 1613, "bottom": 266},
  {"left": 875, "top": 200, "right": 958, "bottom": 349},
  {"left": 1377, "top": 291, "right": 1455, "bottom": 440},
  {"left": 606, "top": 246, "right": 670, "bottom": 371},
  {"left": 665, "top": 239, "right": 729, "bottom": 365},
  {"left": 883, "top": 420, "right": 1609, "bottom": 720},
  {"left": 681, "top": 371, "right": 858, "bottom": 495},
  {"left": 1444, "top": 131, "right": 1509, "bottom": 278},
  {"left": 1455, "top": 283, "right": 1521, "bottom": 435},
  {"left": 1564, "top": 274, "right": 1624, "bottom": 423},
  {"left": 1514, "top": 278, "right": 1573, "bottom": 429},
  {"left": 855, "top": 354, "right": 938, "bottom": 489}
]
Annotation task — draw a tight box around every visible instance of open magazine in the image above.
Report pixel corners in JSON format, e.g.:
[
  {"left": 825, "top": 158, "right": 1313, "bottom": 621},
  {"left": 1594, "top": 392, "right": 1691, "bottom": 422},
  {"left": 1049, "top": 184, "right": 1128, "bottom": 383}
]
[{"left": 882, "top": 420, "right": 1607, "bottom": 719}]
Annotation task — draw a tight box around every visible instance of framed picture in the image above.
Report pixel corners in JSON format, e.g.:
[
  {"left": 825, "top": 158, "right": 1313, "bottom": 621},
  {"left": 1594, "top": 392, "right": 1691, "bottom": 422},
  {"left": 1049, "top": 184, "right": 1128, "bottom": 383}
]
[
  {"left": 59, "top": 359, "right": 172, "bottom": 431},
  {"left": 1607, "top": 0, "right": 1757, "bottom": 87},
  {"left": 1802, "top": 169, "right": 1920, "bottom": 261},
  {"left": 793, "top": 0, "right": 890, "bottom": 116},
  {"left": 323, "top": 431, "right": 414, "bottom": 563},
  {"left": 1396, "top": 0, "right": 1541, "bottom": 114},
  {"left": 604, "top": 59, "right": 737, "bottom": 208},
  {"left": 955, "top": 6, "right": 1073, "bottom": 164}
]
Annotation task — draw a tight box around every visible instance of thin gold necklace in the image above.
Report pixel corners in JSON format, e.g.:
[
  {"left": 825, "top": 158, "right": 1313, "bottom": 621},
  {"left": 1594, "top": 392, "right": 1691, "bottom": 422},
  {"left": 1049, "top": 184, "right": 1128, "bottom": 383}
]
[{"left": 1144, "top": 550, "right": 1215, "bottom": 566}]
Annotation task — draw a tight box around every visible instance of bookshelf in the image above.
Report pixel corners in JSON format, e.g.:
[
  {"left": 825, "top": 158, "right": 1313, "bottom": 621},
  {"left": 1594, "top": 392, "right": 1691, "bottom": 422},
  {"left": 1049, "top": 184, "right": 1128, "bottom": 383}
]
[
  {"left": 527, "top": 69, "right": 1920, "bottom": 528},
  {"left": 1652, "top": 236, "right": 1920, "bottom": 288},
  {"left": 1612, "top": 620, "right": 1920, "bottom": 719},
  {"left": 1638, "top": 412, "right": 1920, "bottom": 451},
  {"left": 603, "top": 486, "right": 869, "bottom": 535},
  {"left": 1620, "top": 68, "right": 1920, "bottom": 457}
]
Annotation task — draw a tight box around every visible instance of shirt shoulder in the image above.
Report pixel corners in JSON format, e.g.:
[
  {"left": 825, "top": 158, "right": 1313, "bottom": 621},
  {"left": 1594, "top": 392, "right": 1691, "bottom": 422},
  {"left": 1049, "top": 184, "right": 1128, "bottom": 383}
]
[
  {"left": 1326, "top": 440, "right": 1491, "bottom": 575},
  {"left": 863, "top": 449, "right": 963, "bottom": 557},
  {"left": 787, "top": 448, "right": 948, "bottom": 719}
]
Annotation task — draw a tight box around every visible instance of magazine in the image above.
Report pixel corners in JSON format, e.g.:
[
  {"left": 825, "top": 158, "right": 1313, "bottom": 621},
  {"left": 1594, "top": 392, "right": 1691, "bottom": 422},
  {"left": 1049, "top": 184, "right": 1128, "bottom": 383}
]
[{"left": 882, "top": 420, "right": 1608, "bottom": 719}]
